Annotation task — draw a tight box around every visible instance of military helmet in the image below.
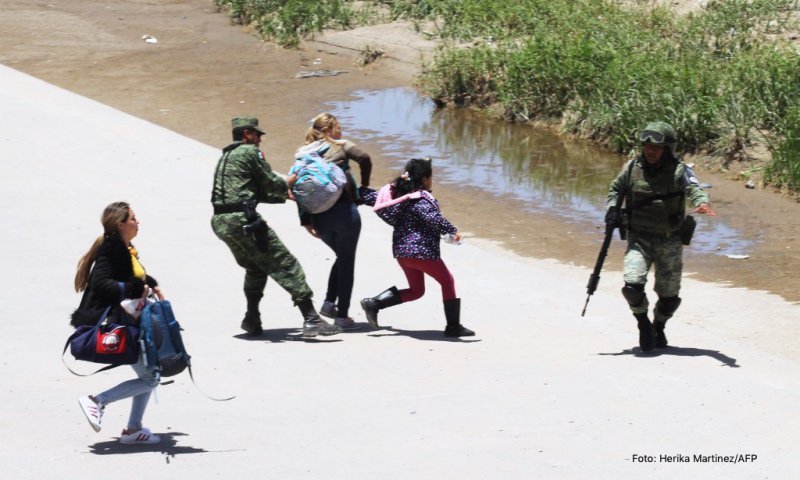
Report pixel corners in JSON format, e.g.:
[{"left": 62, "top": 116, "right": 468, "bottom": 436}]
[{"left": 639, "top": 121, "right": 676, "bottom": 148}]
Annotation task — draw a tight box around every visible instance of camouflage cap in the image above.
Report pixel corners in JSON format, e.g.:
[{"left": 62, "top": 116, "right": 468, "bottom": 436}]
[{"left": 231, "top": 116, "right": 266, "bottom": 134}]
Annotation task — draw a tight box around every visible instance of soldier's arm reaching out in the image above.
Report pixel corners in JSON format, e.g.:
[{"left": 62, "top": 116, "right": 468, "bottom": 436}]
[
  {"left": 252, "top": 149, "right": 289, "bottom": 204},
  {"left": 682, "top": 164, "right": 717, "bottom": 216}
]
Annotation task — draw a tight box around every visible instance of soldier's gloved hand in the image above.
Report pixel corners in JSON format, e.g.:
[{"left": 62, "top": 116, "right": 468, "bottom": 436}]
[{"left": 605, "top": 207, "right": 620, "bottom": 227}]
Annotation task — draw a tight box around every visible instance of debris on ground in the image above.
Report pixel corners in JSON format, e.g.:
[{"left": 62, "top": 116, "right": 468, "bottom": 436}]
[
  {"left": 355, "top": 46, "right": 385, "bottom": 67},
  {"left": 295, "top": 69, "right": 347, "bottom": 79}
]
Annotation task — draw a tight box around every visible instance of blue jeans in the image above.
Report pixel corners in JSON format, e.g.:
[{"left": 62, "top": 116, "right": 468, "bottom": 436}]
[
  {"left": 94, "top": 356, "right": 159, "bottom": 430},
  {"left": 312, "top": 201, "right": 361, "bottom": 318}
]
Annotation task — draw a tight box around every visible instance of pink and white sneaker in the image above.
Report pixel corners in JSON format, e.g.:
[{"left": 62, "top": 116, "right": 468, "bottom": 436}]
[
  {"left": 78, "top": 396, "right": 104, "bottom": 432},
  {"left": 120, "top": 427, "right": 161, "bottom": 445}
]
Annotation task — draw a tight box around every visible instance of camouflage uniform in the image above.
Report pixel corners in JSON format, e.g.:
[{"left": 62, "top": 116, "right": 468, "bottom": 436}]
[
  {"left": 211, "top": 117, "right": 339, "bottom": 337},
  {"left": 608, "top": 156, "right": 708, "bottom": 309},
  {"left": 606, "top": 121, "right": 710, "bottom": 350}
]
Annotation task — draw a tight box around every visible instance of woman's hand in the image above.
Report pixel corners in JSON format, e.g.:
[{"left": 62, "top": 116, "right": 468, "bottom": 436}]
[
  {"left": 453, "top": 231, "right": 463, "bottom": 243},
  {"left": 304, "top": 225, "right": 320, "bottom": 238},
  {"left": 153, "top": 287, "right": 164, "bottom": 301}
]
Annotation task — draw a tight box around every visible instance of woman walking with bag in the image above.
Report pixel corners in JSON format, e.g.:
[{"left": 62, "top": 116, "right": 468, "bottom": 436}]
[
  {"left": 71, "top": 201, "right": 164, "bottom": 444},
  {"left": 299, "top": 112, "right": 372, "bottom": 329},
  {"left": 360, "top": 158, "right": 474, "bottom": 337}
]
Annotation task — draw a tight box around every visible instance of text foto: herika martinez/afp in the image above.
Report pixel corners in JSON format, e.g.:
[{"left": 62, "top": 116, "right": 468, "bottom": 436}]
[{"left": 632, "top": 453, "right": 758, "bottom": 463}]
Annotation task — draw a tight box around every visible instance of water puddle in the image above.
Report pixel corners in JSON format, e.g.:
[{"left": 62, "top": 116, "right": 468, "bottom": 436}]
[{"left": 327, "top": 87, "right": 756, "bottom": 256}]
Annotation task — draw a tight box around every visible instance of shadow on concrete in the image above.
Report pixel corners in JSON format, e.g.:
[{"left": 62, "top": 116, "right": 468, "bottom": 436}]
[
  {"left": 369, "top": 326, "right": 482, "bottom": 343},
  {"left": 89, "top": 432, "right": 211, "bottom": 457},
  {"left": 233, "top": 328, "right": 343, "bottom": 344},
  {"left": 597, "top": 345, "right": 739, "bottom": 367},
  {"left": 323, "top": 321, "right": 371, "bottom": 333}
]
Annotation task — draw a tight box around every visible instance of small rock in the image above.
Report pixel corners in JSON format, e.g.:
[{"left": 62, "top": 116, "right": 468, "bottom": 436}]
[
  {"left": 142, "top": 34, "right": 158, "bottom": 44},
  {"left": 725, "top": 254, "right": 749, "bottom": 260},
  {"left": 745, "top": 180, "right": 756, "bottom": 189}
]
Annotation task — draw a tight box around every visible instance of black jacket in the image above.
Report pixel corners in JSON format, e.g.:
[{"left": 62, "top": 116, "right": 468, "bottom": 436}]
[{"left": 70, "top": 234, "right": 158, "bottom": 327}]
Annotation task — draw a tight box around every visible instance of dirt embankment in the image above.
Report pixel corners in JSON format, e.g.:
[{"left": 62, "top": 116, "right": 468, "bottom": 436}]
[{"left": 0, "top": 0, "right": 797, "bottom": 303}]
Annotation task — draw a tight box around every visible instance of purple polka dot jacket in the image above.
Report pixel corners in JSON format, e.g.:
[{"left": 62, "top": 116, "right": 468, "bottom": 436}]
[{"left": 362, "top": 185, "right": 457, "bottom": 260}]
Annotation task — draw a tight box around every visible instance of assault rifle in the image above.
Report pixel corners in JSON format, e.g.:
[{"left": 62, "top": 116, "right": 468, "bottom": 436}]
[{"left": 581, "top": 198, "right": 626, "bottom": 317}]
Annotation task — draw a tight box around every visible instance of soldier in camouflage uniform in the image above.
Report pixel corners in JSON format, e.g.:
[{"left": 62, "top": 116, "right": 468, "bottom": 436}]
[
  {"left": 606, "top": 121, "right": 716, "bottom": 352},
  {"left": 210, "top": 116, "right": 341, "bottom": 337}
]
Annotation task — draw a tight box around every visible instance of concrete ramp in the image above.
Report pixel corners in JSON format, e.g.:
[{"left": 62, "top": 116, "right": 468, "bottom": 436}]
[{"left": 0, "top": 64, "right": 797, "bottom": 479}]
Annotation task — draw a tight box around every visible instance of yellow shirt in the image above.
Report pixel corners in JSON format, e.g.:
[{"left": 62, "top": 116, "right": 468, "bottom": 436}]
[{"left": 128, "top": 246, "right": 146, "bottom": 281}]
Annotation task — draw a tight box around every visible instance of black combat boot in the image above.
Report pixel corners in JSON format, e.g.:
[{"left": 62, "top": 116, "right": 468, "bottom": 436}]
[
  {"left": 653, "top": 296, "right": 681, "bottom": 349},
  {"left": 360, "top": 287, "right": 403, "bottom": 329},
  {"left": 634, "top": 312, "right": 654, "bottom": 352},
  {"left": 241, "top": 292, "right": 263, "bottom": 335},
  {"left": 298, "top": 298, "right": 341, "bottom": 337},
  {"left": 653, "top": 318, "right": 668, "bottom": 349},
  {"left": 443, "top": 298, "right": 474, "bottom": 338}
]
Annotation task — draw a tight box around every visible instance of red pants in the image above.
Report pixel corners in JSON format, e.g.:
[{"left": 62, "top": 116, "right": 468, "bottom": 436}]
[{"left": 396, "top": 257, "right": 456, "bottom": 302}]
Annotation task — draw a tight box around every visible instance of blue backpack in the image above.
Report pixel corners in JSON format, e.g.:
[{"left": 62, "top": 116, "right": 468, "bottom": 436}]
[
  {"left": 139, "top": 300, "right": 190, "bottom": 378},
  {"left": 138, "top": 300, "right": 234, "bottom": 401},
  {"left": 290, "top": 141, "right": 347, "bottom": 214}
]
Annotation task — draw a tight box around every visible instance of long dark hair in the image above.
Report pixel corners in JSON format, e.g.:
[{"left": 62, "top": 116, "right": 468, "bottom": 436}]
[{"left": 391, "top": 158, "right": 432, "bottom": 199}]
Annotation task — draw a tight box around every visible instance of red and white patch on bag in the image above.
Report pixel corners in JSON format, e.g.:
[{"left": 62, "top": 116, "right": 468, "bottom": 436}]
[{"left": 96, "top": 326, "right": 129, "bottom": 354}]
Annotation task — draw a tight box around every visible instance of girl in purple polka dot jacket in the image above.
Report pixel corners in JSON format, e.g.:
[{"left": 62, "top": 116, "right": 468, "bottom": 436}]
[{"left": 358, "top": 158, "right": 474, "bottom": 338}]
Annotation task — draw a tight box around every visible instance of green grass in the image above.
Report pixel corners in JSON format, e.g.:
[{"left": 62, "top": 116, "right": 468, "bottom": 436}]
[
  {"left": 214, "top": 0, "right": 355, "bottom": 47},
  {"left": 768, "top": 104, "right": 800, "bottom": 190},
  {"left": 215, "top": 0, "right": 800, "bottom": 192},
  {"left": 412, "top": 0, "right": 800, "bottom": 191}
]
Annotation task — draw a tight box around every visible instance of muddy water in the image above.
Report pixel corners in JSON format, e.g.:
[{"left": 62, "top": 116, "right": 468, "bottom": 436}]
[{"left": 327, "top": 87, "right": 756, "bottom": 258}]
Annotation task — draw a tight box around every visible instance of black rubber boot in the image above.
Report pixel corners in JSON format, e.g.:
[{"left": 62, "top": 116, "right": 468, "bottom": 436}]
[
  {"left": 634, "top": 312, "right": 654, "bottom": 352},
  {"left": 443, "top": 298, "right": 474, "bottom": 337},
  {"left": 653, "top": 296, "right": 680, "bottom": 349},
  {"left": 297, "top": 298, "right": 341, "bottom": 337},
  {"left": 241, "top": 292, "right": 263, "bottom": 335},
  {"left": 241, "top": 312, "right": 263, "bottom": 335},
  {"left": 360, "top": 287, "right": 403, "bottom": 330},
  {"left": 653, "top": 319, "right": 668, "bottom": 349}
]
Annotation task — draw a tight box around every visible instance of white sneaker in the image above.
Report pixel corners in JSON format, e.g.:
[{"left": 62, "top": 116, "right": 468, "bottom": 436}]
[
  {"left": 334, "top": 316, "right": 359, "bottom": 330},
  {"left": 120, "top": 427, "right": 161, "bottom": 445},
  {"left": 78, "top": 396, "right": 104, "bottom": 432}
]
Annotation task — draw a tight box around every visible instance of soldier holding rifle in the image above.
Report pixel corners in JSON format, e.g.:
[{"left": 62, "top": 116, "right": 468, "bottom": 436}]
[{"left": 604, "top": 121, "right": 716, "bottom": 352}]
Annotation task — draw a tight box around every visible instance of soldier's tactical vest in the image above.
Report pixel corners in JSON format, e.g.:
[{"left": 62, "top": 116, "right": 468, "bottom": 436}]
[{"left": 627, "top": 159, "right": 686, "bottom": 235}]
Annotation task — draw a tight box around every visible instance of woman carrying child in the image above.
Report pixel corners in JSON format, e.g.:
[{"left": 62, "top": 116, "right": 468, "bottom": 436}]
[
  {"left": 360, "top": 158, "right": 474, "bottom": 337},
  {"left": 300, "top": 113, "right": 373, "bottom": 329}
]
